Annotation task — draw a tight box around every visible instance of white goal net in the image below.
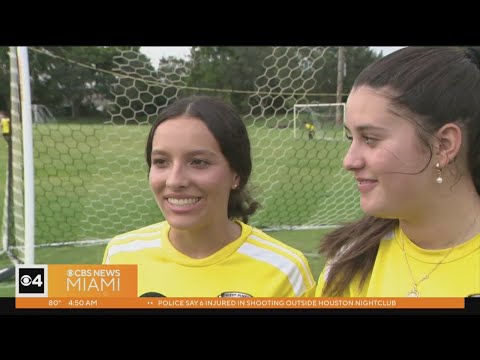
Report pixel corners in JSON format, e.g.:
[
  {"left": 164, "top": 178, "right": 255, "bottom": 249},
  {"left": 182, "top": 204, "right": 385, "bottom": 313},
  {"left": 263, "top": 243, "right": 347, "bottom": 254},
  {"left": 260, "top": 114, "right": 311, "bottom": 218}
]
[{"left": 2, "top": 46, "right": 363, "bottom": 262}]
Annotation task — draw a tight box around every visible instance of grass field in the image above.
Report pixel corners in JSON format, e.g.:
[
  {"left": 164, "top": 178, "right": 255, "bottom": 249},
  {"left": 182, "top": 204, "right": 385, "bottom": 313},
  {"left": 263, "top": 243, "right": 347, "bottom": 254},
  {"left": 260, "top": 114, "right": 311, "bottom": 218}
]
[
  {"left": 0, "top": 119, "right": 361, "bottom": 247},
  {"left": 0, "top": 116, "right": 359, "bottom": 296}
]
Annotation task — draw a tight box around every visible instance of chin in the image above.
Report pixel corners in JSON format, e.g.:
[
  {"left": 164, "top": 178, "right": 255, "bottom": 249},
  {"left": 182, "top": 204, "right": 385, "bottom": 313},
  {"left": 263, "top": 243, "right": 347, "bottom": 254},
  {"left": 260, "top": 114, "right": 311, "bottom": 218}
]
[
  {"left": 166, "top": 214, "right": 208, "bottom": 231},
  {"left": 167, "top": 219, "right": 196, "bottom": 231},
  {"left": 360, "top": 201, "right": 383, "bottom": 217},
  {"left": 361, "top": 206, "right": 396, "bottom": 220}
]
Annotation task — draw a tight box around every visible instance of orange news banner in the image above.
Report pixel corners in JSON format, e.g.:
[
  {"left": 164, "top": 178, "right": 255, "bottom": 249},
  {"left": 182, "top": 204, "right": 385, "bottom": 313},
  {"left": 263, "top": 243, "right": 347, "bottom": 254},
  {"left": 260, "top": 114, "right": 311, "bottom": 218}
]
[
  {"left": 16, "top": 297, "right": 464, "bottom": 309},
  {"left": 15, "top": 264, "right": 465, "bottom": 309}
]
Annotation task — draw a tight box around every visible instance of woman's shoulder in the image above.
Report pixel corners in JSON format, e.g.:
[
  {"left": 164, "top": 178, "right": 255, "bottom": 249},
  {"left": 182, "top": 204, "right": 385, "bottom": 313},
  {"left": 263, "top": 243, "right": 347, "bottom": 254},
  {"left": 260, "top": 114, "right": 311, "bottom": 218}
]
[
  {"left": 108, "top": 221, "right": 168, "bottom": 245},
  {"left": 243, "top": 223, "right": 309, "bottom": 259}
]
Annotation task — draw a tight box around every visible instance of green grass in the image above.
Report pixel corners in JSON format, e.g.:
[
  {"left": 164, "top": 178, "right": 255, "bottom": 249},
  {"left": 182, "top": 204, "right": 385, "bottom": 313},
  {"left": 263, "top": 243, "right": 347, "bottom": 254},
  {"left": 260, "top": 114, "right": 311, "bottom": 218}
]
[
  {"left": 1, "top": 119, "right": 361, "bottom": 246},
  {"left": 0, "top": 228, "right": 328, "bottom": 297},
  {"left": 0, "top": 116, "right": 357, "bottom": 296}
]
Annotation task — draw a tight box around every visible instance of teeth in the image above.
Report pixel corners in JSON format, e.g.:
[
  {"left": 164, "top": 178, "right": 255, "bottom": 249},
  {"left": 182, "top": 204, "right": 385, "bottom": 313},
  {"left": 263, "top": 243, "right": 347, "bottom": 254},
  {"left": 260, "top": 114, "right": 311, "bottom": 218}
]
[{"left": 167, "top": 198, "right": 199, "bottom": 206}]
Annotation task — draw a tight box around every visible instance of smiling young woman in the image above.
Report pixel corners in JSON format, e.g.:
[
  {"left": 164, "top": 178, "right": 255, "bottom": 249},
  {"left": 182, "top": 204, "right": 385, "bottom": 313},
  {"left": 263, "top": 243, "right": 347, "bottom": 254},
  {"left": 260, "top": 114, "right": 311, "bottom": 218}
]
[
  {"left": 316, "top": 47, "right": 480, "bottom": 298},
  {"left": 103, "top": 96, "right": 316, "bottom": 298}
]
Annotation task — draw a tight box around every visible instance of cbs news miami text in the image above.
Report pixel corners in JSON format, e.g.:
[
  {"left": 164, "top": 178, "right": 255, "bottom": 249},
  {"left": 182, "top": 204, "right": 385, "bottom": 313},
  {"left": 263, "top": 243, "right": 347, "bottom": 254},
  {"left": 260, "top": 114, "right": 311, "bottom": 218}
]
[{"left": 15, "top": 264, "right": 464, "bottom": 309}]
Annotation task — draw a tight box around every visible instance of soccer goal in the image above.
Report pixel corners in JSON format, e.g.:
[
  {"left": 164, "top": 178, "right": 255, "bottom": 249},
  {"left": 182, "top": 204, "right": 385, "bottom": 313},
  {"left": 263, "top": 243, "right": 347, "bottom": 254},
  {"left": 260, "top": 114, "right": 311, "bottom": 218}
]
[
  {"left": 1, "top": 47, "right": 34, "bottom": 265},
  {"left": 32, "top": 104, "right": 57, "bottom": 124},
  {"left": 2, "top": 46, "right": 363, "bottom": 264},
  {"left": 293, "top": 103, "right": 346, "bottom": 140}
]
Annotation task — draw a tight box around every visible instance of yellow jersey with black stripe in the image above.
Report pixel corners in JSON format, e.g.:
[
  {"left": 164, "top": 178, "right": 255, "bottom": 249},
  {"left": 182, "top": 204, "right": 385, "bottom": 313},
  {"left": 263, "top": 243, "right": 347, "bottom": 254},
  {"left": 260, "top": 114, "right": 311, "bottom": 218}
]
[
  {"left": 316, "top": 226, "right": 480, "bottom": 297},
  {"left": 103, "top": 220, "right": 316, "bottom": 297}
]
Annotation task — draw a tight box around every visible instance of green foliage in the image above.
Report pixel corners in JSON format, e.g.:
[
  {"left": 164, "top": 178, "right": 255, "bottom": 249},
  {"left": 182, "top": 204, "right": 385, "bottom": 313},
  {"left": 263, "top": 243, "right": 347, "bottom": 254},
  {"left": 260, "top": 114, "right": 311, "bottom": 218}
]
[
  {"left": 186, "top": 46, "right": 382, "bottom": 114},
  {"left": 0, "top": 47, "right": 9, "bottom": 111},
  {"left": 187, "top": 47, "right": 275, "bottom": 113},
  {"left": 28, "top": 46, "right": 149, "bottom": 118},
  {"left": 0, "top": 46, "right": 382, "bottom": 120}
]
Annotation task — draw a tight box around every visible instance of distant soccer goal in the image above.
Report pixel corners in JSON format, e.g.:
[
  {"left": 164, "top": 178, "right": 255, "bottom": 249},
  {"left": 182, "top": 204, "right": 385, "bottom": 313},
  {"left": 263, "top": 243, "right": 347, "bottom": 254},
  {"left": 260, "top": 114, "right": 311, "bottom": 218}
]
[
  {"left": 293, "top": 103, "right": 346, "bottom": 141},
  {"left": 32, "top": 104, "right": 56, "bottom": 124},
  {"left": 2, "top": 46, "right": 363, "bottom": 265}
]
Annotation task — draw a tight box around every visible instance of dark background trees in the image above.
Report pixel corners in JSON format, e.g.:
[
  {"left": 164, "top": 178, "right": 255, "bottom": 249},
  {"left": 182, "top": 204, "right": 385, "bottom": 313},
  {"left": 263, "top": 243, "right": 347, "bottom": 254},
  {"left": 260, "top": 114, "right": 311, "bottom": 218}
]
[
  {"left": 185, "top": 46, "right": 380, "bottom": 115},
  {"left": 0, "top": 47, "right": 10, "bottom": 113},
  {"left": 0, "top": 46, "right": 381, "bottom": 120}
]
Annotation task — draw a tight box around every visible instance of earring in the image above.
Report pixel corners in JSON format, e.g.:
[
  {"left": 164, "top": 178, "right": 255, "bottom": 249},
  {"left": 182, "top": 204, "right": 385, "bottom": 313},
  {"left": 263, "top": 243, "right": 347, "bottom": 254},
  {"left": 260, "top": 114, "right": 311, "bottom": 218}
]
[
  {"left": 232, "top": 184, "right": 238, "bottom": 190},
  {"left": 435, "top": 162, "right": 443, "bottom": 184}
]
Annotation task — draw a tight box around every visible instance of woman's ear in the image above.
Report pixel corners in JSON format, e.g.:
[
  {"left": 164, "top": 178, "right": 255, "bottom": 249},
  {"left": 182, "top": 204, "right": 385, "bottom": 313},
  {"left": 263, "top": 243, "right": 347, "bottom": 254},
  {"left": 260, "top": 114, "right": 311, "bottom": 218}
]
[
  {"left": 434, "top": 123, "right": 462, "bottom": 166},
  {"left": 232, "top": 174, "right": 240, "bottom": 189}
]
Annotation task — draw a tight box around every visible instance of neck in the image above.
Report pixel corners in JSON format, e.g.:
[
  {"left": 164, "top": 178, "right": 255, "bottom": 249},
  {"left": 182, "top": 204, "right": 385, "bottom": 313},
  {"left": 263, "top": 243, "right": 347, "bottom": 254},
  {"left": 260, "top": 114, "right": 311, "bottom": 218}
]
[
  {"left": 400, "top": 187, "right": 480, "bottom": 249},
  {"left": 168, "top": 220, "right": 241, "bottom": 258}
]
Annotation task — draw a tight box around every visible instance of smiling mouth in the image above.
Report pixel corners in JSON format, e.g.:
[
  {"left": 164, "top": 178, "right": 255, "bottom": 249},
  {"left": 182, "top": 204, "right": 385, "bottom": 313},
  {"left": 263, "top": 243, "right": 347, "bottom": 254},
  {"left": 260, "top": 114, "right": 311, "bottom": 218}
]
[
  {"left": 356, "top": 178, "right": 377, "bottom": 184},
  {"left": 166, "top": 198, "right": 200, "bottom": 206}
]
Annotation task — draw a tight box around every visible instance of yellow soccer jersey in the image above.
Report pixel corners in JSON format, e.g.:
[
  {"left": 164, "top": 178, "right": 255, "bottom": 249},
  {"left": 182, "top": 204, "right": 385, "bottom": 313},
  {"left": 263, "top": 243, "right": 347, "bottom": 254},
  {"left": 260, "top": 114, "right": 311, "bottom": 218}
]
[
  {"left": 316, "top": 226, "right": 480, "bottom": 297},
  {"left": 103, "top": 220, "right": 316, "bottom": 297}
]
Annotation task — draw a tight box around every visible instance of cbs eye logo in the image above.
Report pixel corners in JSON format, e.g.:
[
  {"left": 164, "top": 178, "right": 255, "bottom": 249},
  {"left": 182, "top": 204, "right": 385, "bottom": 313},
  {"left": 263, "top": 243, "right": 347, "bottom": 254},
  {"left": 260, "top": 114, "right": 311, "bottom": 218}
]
[{"left": 18, "top": 268, "right": 45, "bottom": 294}]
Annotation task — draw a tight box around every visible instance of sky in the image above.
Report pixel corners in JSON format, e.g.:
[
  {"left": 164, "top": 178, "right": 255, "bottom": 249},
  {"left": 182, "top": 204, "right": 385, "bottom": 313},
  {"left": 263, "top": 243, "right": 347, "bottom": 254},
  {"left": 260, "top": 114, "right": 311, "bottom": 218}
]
[
  {"left": 370, "top": 46, "right": 404, "bottom": 55},
  {"left": 141, "top": 46, "right": 191, "bottom": 64},
  {"left": 140, "top": 46, "right": 405, "bottom": 67}
]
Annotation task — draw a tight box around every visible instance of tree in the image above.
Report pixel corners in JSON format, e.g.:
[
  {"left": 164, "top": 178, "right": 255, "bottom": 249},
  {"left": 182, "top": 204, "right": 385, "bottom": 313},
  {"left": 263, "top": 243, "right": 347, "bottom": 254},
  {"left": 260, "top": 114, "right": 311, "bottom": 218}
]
[
  {"left": 154, "top": 56, "right": 191, "bottom": 109},
  {"left": 343, "top": 47, "right": 381, "bottom": 96},
  {"left": 186, "top": 46, "right": 381, "bottom": 115},
  {"left": 29, "top": 46, "right": 144, "bottom": 119},
  {"left": 0, "top": 47, "right": 10, "bottom": 112},
  {"left": 0, "top": 46, "right": 381, "bottom": 120},
  {"left": 187, "top": 47, "right": 274, "bottom": 113}
]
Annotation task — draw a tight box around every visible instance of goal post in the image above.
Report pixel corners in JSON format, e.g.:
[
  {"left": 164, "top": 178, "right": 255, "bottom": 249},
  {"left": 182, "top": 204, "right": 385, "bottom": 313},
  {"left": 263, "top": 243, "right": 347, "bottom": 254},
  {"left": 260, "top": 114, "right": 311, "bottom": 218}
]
[
  {"left": 293, "top": 103, "right": 346, "bottom": 140},
  {"left": 18, "top": 47, "right": 35, "bottom": 265},
  {"left": 1, "top": 47, "right": 35, "bottom": 265}
]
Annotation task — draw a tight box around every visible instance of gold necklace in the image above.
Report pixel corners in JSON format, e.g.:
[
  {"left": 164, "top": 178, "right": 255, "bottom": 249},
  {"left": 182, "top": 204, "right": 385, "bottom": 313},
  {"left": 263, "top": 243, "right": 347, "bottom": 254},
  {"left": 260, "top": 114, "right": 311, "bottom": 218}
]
[
  {"left": 401, "top": 237, "right": 456, "bottom": 297},
  {"left": 401, "top": 214, "right": 479, "bottom": 297}
]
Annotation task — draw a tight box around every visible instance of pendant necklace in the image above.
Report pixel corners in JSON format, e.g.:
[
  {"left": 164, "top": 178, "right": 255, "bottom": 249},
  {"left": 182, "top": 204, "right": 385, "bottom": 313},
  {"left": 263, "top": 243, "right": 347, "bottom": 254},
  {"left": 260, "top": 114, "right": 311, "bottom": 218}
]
[
  {"left": 401, "top": 214, "right": 478, "bottom": 297},
  {"left": 402, "top": 239, "right": 455, "bottom": 297}
]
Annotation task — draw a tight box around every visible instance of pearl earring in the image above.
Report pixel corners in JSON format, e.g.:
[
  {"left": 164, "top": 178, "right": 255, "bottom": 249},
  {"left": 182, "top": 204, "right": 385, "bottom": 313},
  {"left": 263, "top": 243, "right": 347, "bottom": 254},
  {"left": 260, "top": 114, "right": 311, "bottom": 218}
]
[{"left": 435, "top": 162, "right": 443, "bottom": 184}]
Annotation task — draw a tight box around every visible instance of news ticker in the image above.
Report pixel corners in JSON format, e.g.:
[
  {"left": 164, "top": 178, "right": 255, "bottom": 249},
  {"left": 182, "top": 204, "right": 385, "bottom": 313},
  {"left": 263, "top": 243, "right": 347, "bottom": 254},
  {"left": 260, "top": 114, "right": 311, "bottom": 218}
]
[{"left": 15, "top": 264, "right": 465, "bottom": 309}]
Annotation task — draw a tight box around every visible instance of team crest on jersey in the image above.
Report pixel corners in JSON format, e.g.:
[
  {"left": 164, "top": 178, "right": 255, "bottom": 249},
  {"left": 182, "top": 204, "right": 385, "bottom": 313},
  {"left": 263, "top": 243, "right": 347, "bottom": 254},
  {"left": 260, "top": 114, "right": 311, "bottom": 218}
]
[
  {"left": 218, "top": 291, "right": 252, "bottom": 298},
  {"left": 139, "top": 292, "right": 166, "bottom": 297}
]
